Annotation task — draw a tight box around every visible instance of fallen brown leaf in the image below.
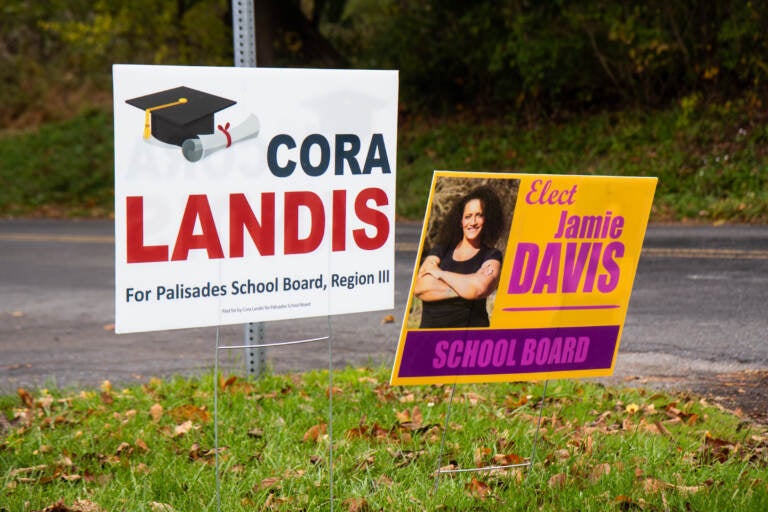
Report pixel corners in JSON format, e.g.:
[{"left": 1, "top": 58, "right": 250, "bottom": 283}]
[
  {"left": 17, "top": 387, "right": 34, "bottom": 408},
  {"left": 135, "top": 438, "right": 150, "bottom": 452},
  {"left": 342, "top": 496, "right": 371, "bottom": 512},
  {"left": 548, "top": 473, "right": 568, "bottom": 489},
  {"left": 433, "top": 461, "right": 460, "bottom": 476},
  {"left": 374, "top": 384, "right": 395, "bottom": 402},
  {"left": 39, "top": 499, "right": 73, "bottom": 512},
  {"left": 150, "top": 403, "right": 164, "bottom": 422},
  {"left": 149, "top": 502, "right": 175, "bottom": 512},
  {"left": 474, "top": 446, "right": 492, "bottom": 467},
  {"left": 395, "top": 409, "right": 410, "bottom": 424},
  {"left": 10, "top": 464, "right": 48, "bottom": 478},
  {"left": 37, "top": 394, "right": 54, "bottom": 409},
  {"left": 371, "top": 422, "right": 390, "bottom": 440},
  {"left": 326, "top": 386, "right": 343, "bottom": 397},
  {"left": 701, "top": 431, "right": 736, "bottom": 463},
  {"left": 398, "top": 392, "right": 415, "bottom": 403},
  {"left": 115, "top": 442, "right": 133, "bottom": 456},
  {"left": 504, "top": 394, "right": 529, "bottom": 409},
  {"left": 466, "top": 477, "right": 491, "bottom": 499},
  {"left": 189, "top": 443, "right": 227, "bottom": 462},
  {"left": 173, "top": 420, "right": 195, "bottom": 437},
  {"left": 219, "top": 374, "right": 238, "bottom": 390},
  {"left": 641, "top": 477, "right": 703, "bottom": 494},
  {"left": 396, "top": 406, "right": 423, "bottom": 430},
  {"left": 492, "top": 453, "right": 526, "bottom": 466},
  {"left": 303, "top": 423, "right": 327, "bottom": 442},
  {"left": 388, "top": 448, "right": 425, "bottom": 468},
  {"left": 356, "top": 454, "right": 376, "bottom": 469},
  {"left": 590, "top": 462, "right": 611, "bottom": 482},
  {"left": 257, "top": 476, "right": 282, "bottom": 490},
  {"left": 247, "top": 427, "right": 264, "bottom": 438},
  {"left": 462, "top": 392, "right": 485, "bottom": 405},
  {"left": 168, "top": 404, "right": 210, "bottom": 423},
  {"left": 72, "top": 499, "right": 106, "bottom": 512}
]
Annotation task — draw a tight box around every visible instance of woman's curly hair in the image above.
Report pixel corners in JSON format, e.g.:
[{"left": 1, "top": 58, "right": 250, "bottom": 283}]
[{"left": 437, "top": 186, "right": 504, "bottom": 249}]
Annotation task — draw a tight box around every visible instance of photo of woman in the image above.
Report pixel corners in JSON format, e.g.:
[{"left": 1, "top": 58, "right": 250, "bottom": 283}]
[{"left": 411, "top": 176, "right": 519, "bottom": 328}]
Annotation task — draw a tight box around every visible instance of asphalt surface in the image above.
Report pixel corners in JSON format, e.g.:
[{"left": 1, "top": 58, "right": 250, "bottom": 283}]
[{"left": 1, "top": 219, "right": 767, "bottom": 398}]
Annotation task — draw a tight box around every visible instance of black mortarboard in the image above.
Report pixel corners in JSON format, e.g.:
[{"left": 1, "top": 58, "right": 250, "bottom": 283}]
[{"left": 126, "top": 86, "right": 236, "bottom": 146}]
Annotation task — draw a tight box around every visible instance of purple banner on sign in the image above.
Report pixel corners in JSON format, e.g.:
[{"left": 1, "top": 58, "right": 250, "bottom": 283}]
[{"left": 396, "top": 325, "right": 619, "bottom": 379}]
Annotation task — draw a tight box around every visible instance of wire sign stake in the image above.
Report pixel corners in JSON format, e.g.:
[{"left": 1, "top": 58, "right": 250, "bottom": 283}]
[{"left": 433, "top": 380, "right": 550, "bottom": 493}]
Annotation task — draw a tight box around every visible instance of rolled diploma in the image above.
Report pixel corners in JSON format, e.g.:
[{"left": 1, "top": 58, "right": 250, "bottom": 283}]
[{"left": 181, "top": 113, "right": 260, "bottom": 162}]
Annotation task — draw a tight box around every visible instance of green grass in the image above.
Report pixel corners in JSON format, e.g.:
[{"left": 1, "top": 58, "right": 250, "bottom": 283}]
[
  {"left": 1, "top": 95, "right": 768, "bottom": 222},
  {"left": 398, "top": 96, "right": 768, "bottom": 221},
  {"left": 2, "top": 367, "right": 767, "bottom": 511},
  {"left": 0, "top": 108, "right": 114, "bottom": 218}
]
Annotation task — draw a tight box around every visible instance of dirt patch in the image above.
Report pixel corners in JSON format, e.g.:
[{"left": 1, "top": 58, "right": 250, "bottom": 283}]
[
  {"left": 692, "top": 370, "right": 768, "bottom": 425},
  {"left": 598, "top": 364, "right": 768, "bottom": 427}
]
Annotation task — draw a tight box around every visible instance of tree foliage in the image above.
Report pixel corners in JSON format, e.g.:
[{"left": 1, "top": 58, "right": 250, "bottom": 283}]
[
  {"left": 2, "top": 0, "right": 768, "bottom": 125},
  {"left": 1, "top": 0, "right": 231, "bottom": 126},
  {"left": 339, "top": 0, "right": 768, "bottom": 113}
]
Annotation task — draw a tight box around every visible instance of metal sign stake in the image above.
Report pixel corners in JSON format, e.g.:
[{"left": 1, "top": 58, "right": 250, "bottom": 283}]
[{"left": 432, "top": 380, "right": 550, "bottom": 493}]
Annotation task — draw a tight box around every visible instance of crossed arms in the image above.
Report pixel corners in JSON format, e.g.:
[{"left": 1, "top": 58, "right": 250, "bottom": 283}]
[{"left": 414, "top": 255, "right": 501, "bottom": 302}]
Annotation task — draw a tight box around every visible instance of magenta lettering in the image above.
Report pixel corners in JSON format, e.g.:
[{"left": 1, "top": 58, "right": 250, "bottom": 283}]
[
  {"left": 430, "top": 338, "right": 519, "bottom": 370},
  {"left": 597, "top": 241, "right": 624, "bottom": 292},
  {"left": 433, "top": 340, "right": 449, "bottom": 369},
  {"left": 519, "top": 336, "right": 591, "bottom": 366},
  {"left": 525, "top": 179, "right": 577, "bottom": 206},
  {"left": 507, "top": 243, "right": 539, "bottom": 293},
  {"left": 554, "top": 210, "right": 625, "bottom": 239},
  {"left": 508, "top": 241, "right": 624, "bottom": 294},
  {"left": 477, "top": 339, "right": 494, "bottom": 367},
  {"left": 461, "top": 339, "right": 480, "bottom": 368},
  {"left": 575, "top": 336, "right": 590, "bottom": 362}
]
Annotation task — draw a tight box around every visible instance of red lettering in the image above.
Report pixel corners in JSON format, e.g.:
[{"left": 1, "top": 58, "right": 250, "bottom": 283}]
[
  {"left": 353, "top": 187, "right": 389, "bottom": 250},
  {"left": 332, "top": 189, "right": 346, "bottom": 251},
  {"left": 126, "top": 188, "right": 392, "bottom": 263},
  {"left": 229, "top": 193, "right": 275, "bottom": 257},
  {"left": 171, "top": 195, "right": 225, "bottom": 261},
  {"left": 284, "top": 191, "right": 325, "bottom": 254},
  {"left": 126, "top": 196, "right": 168, "bottom": 263}
]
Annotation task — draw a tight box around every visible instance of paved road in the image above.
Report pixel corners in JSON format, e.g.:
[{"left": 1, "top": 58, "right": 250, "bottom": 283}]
[{"left": 1, "top": 219, "right": 767, "bottom": 393}]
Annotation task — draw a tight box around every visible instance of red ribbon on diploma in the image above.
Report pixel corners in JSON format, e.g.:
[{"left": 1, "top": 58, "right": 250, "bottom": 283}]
[{"left": 217, "top": 122, "right": 232, "bottom": 147}]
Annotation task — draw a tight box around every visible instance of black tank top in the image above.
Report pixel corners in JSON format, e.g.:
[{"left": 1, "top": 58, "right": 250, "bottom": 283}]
[{"left": 419, "top": 244, "right": 502, "bottom": 328}]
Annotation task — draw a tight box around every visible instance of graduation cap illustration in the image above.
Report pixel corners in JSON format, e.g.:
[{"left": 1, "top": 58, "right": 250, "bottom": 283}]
[{"left": 126, "top": 86, "right": 236, "bottom": 146}]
